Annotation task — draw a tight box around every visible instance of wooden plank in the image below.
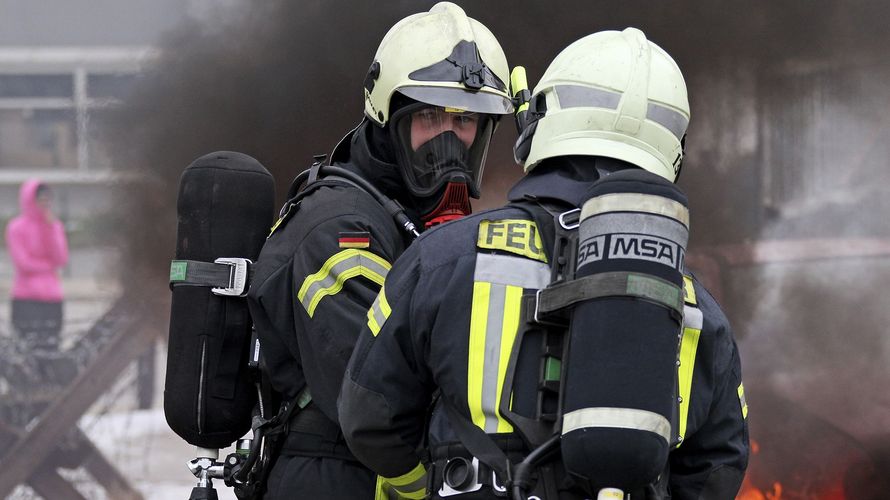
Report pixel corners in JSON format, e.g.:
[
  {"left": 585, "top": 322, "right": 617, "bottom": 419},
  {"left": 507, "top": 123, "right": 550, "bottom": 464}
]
[
  {"left": 77, "top": 428, "right": 145, "bottom": 500},
  {"left": 0, "top": 299, "right": 155, "bottom": 497},
  {"left": 29, "top": 466, "right": 88, "bottom": 500},
  {"left": 0, "top": 419, "right": 86, "bottom": 499}
]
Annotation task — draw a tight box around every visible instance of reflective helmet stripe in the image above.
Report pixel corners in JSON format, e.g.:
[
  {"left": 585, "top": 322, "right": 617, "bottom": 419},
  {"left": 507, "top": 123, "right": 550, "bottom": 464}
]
[{"left": 553, "top": 84, "right": 689, "bottom": 141}]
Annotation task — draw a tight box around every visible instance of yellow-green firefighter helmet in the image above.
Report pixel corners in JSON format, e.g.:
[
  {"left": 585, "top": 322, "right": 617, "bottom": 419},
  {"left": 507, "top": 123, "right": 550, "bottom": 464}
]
[
  {"left": 363, "top": 2, "right": 514, "bottom": 126},
  {"left": 517, "top": 28, "right": 690, "bottom": 182}
]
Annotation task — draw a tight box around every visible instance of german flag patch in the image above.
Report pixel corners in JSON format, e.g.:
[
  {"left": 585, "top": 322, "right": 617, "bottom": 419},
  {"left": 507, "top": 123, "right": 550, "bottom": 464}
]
[{"left": 339, "top": 231, "right": 371, "bottom": 248}]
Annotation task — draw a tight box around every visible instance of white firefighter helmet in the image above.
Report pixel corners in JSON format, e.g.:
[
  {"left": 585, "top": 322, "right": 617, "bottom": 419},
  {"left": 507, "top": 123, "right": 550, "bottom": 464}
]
[
  {"left": 515, "top": 28, "right": 690, "bottom": 182},
  {"left": 363, "top": 1, "right": 513, "bottom": 125},
  {"left": 363, "top": 2, "right": 514, "bottom": 200}
]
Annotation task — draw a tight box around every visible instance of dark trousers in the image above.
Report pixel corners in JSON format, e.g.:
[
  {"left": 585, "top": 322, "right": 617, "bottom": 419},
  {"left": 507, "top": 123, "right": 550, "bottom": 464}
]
[
  {"left": 11, "top": 299, "right": 63, "bottom": 348},
  {"left": 264, "top": 455, "right": 376, "bottom": 500}
]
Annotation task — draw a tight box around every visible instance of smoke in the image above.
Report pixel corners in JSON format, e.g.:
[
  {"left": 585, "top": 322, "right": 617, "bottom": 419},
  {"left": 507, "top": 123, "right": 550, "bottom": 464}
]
[{"left": 100, "top": 0, "right": 890, "bottom": 488}]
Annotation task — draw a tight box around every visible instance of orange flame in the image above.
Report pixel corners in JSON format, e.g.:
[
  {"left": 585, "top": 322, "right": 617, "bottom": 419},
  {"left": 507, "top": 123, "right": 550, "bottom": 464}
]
[
  {"left": 737, "top": 444, "right": 783, "bottom": 500},
  {"left": 737, "top": 476, "right": 782, "bottom": 500}
]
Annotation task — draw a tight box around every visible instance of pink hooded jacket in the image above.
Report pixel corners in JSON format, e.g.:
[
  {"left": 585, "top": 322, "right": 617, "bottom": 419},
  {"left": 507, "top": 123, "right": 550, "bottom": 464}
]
[{"left": 5, "top": 179, "right": 68, "bottom": 302}]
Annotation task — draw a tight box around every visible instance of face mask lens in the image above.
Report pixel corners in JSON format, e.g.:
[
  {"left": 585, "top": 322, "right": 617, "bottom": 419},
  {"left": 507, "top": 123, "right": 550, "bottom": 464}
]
[{"left": 393, "top": 104, "right": 494, "bottom": 198}]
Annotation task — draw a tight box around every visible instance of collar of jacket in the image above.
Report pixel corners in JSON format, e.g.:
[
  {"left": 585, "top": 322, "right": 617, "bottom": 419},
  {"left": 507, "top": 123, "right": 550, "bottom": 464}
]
[
  {"left": 507, "top": 156, "right": 635, "bottom": 208},
  {"left": 335, "top": 119, "right": 426, "bottom": 225}
]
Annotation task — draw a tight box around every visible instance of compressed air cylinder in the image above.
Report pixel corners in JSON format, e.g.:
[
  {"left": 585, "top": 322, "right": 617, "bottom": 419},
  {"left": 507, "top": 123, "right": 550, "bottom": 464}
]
[
  {"left": 165, "top": 151, "right": 274, "bottom": 449},
  {"left": 560, "top": 169, "right": 689, "bottom": 491}
]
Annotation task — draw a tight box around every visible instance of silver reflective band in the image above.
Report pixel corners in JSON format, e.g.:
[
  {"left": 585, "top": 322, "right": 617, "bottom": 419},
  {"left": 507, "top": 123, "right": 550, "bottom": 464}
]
[
  {"left": 647, "top": 102, "right": 688, "bottom": 141},
  {"left": 562, "top": 407, "right": 672, "bottom": 444},
  {"left": 554, "top": 84, "right": 620, "bottom": 111},
  {"left": 554, "top": 84, "right": 689, "bottom": 140},
  {"left": 581, "top": 193, "right": 689, "bottom": 228},
  {"left": 480, "top": 283, "right": 507, "bottom": 433},
  {"left": 579, "top": 212, "right": 689, "bottom": 250},
  {"left": 683, "top": 304, "right": 703, "bottom": 330},
  {"left": 474, "top": 253, "right": 550, "bottom": 289}
]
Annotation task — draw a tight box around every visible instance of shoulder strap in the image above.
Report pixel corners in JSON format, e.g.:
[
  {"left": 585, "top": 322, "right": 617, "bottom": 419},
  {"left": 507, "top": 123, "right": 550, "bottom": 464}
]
[{"left": 441, "top": 397, "right": 512, "bottom": 481}]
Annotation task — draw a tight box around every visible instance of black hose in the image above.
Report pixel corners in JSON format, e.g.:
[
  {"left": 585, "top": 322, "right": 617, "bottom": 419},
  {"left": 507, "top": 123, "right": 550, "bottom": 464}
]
[
  {"left": 286, "top": 165, "right": 419, "bottom": 239},
  {"left": 511, "top": 434, "right": 561, "bottom": 500},
  {"left": 231, "top": 426, "right": 264, "bottom": 484}
]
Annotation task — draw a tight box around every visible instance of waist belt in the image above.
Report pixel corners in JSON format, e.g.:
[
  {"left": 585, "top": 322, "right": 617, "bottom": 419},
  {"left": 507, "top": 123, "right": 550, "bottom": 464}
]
[
  {"left": 430, "top": 435, "right": 529, "bottom": 461},
  {"left": 429, "top": 437, "right": 531, "bottom": 499},
  {"left": 279, "top": 404, "right": 356, "bottom": 461}
]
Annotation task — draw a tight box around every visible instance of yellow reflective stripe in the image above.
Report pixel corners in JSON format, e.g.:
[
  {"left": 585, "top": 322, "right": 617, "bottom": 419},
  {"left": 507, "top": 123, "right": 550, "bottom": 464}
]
[
  {"left": 367, "top": 307, "right": 382, "bottom": 336},
  {"left": 379, "top": 286, "right": 392, "bottom": 317},
  {"left": 683, "top": 275, "right": 697, "bottom": 305},
  {"left": 738, "top": 383, "right": 748, "bottom": 419},
  {"left": 468, "top": 280, "right": 524, "bottom": 433},
  {"left": 376, "top": 462, "right": 428, "bottom": 499},
  {"left": 676, "top": 315, "right": 701, "bottom": 447},
  {"left": 468, "top": 281, "right": 491, "bottom": 429},
  {"left": 375, "top": 475, "right": 387, "bottom": 500},
  {"left": 367, "top": 285, "right": 391, "bottom": 337},
  {"left": 676, "top": 276, "right": 702, "bottom": 447},
  {"left": 297, "top": 249, "right": 391, "bottom": 317},
  {"left": 495, "top": 285, "right": 522, "bottom": 433},
  {"left": 468, "top": 253, "right": 548, "bottom": 433}
]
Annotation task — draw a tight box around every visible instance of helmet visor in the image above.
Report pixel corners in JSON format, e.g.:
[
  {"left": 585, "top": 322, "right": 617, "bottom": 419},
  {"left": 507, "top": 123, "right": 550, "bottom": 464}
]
[
  {"left": 398, "top": 85, "right": 514, "bottom": 115},
  {"left": 392, "top": 103, "right": 495, "bottom": 198}
]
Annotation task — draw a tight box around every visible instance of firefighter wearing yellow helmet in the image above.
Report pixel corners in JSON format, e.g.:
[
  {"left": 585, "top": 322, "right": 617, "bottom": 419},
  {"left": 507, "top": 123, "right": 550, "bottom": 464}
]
[
  {"left": 247, "top": 3, "right": 512, "bottom": 499},
  {"left": 340, "top": 28, "right": 748, "bottom": 499}
]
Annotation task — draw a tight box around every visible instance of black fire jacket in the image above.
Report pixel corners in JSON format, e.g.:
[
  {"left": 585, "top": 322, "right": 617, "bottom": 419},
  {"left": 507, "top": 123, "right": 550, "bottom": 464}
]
[
  {"left": 339, "top": 163, "right": 749, "bottom": 499},
  {"left": 247, "top": 122, "right": 415, "bottom": 439}
]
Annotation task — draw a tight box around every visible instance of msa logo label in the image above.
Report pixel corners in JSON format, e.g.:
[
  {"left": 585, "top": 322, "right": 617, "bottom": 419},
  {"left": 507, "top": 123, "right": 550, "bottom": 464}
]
[
  {"left": 578, "top": 233, "right": 683, "bottom": 269},
  {"left": 577, "top": 235, "right": 606, "bottom": 267}
]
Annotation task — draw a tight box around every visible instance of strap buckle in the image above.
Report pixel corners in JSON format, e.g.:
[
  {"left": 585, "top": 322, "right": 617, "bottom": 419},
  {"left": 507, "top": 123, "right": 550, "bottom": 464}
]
[
  {"left": 533, "top": 288, "right": 568, "bottom": 327},
  {"left": 211, "top": 258, "right": 251, "bottom": 297},
  {"left": 558, "top": 208, "right": 581, "bottom": 230}
]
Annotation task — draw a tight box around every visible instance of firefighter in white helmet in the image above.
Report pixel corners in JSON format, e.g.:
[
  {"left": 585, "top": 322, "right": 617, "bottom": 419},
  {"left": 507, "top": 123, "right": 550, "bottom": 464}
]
[
  {"left": 340, "top": 28, "right": 748, "bottom": 499},
  {"left": 247, "top": 3, "right": 512, "bottom": 499}
]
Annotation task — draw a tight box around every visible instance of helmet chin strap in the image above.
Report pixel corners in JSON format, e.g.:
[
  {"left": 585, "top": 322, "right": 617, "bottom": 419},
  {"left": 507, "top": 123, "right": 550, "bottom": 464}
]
[{"left": 422, "top": 182, "right": 471, "bottom": 228}]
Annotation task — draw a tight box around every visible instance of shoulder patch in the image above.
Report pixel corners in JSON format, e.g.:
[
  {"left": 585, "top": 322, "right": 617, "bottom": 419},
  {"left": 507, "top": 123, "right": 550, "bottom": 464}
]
[
  {"left": 339, "top": 231, "right": 371, "bottom": 248},
  {"left": 477, "top": 219, "right": 547, "bottom": 263}
]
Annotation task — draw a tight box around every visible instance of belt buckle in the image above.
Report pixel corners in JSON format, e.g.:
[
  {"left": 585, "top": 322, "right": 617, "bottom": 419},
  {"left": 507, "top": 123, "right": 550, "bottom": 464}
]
[{"left": 212, "top": 258, "right": 251, "bottom": 297}]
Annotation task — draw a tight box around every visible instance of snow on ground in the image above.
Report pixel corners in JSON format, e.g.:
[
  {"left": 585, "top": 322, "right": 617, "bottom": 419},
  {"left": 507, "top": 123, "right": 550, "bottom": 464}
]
[{"left": 82, "top": 408, "right": 237, "bottom": 500}]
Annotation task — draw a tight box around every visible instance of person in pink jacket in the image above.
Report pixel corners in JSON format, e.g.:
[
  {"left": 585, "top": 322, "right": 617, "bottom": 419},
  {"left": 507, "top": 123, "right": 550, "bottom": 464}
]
[{"left": 5, "top": 179, "right": 68, "bottom": 349}]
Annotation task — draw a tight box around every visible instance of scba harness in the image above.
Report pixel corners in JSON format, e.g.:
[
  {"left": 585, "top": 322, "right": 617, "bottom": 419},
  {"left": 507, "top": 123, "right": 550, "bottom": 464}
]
[
  {"left": 430, "top": 169, "right": 692, "bottom": 500},
  {"left": 165, "top": 154, "right": 418, "bottom": 500}
]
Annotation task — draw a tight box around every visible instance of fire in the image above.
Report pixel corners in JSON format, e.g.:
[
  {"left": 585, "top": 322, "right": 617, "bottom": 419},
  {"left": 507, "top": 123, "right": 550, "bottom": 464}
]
[
  {"left": 737, "top": 439, "right": 852, "bottom": 500},
  {"left": 737, "top": 477, "right": 782, "bottom": 500},
  {"left": 737, "top": 439, "right": 783, "bottom": 500}
]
